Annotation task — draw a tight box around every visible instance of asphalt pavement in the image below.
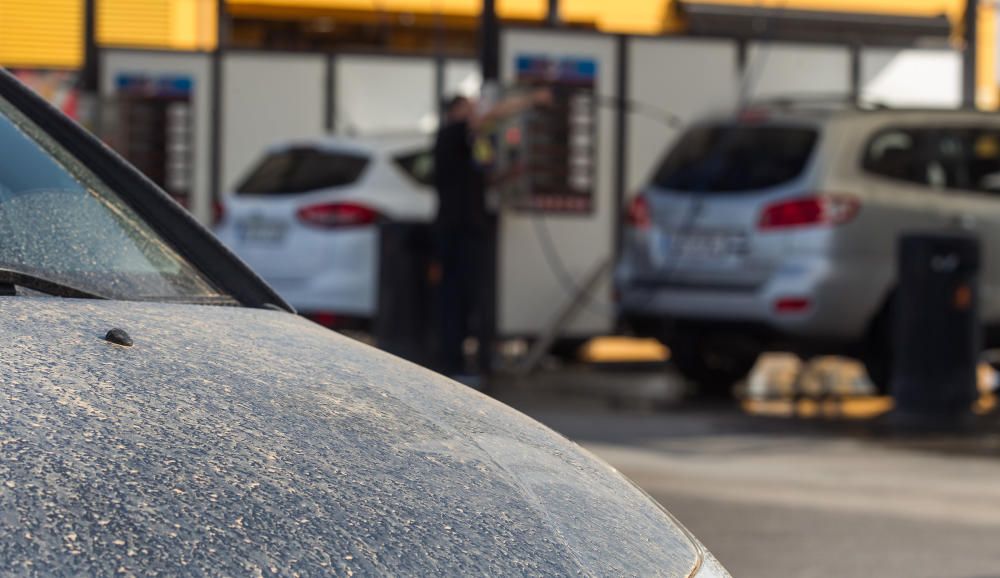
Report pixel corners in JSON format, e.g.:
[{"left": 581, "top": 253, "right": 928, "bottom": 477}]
[{"left": 496, "top": 367, "right": 1000, "bottom": 578}]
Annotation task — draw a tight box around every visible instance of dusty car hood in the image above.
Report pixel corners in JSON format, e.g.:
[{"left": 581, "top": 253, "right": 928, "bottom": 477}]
[{"left": 0, "top": 298, "right": 713, "bottom": 576}]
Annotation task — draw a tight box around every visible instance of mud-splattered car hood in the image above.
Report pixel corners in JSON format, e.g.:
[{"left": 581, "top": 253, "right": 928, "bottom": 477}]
[{"left": 0, "top": 298, "right": 723, "bottom": 576}]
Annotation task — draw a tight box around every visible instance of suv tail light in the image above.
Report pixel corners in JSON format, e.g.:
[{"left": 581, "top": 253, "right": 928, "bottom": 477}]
[
  {"left": 758, "top": 194, "right": 859, "bottom": 231},
  {"left": 737, "top": 108, "right": 770, "bottom": 124},
  {"left": 297, "top": 202, "right": 381, "bottom": 229},
  {"left": 774, "top": 297, "right": 811, "bottom": 314},
  {"left": 626, "top": 193, "right": 651, "bottom": 230},
  {"left": 306, "top": 312, "right": 340, "bottom": 328},
  {"left": 212, "top": 200, "right": 225, "bottom": 226}
]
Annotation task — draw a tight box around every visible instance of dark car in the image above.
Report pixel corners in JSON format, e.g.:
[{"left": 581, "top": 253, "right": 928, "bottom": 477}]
[{"left": 0, "top": 70, "right": 730, "bottom": 576}]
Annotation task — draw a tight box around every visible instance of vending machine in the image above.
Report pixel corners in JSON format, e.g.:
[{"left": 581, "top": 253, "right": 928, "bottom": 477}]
[
  {"left": 105, "top": 74, "right": 195, "bottom": 209},
  {"left": 500, "top": 55, "right": 597, "bottom": 215},
  {"left": 497, "top": 30, "right": 618, "bottom": 342}
]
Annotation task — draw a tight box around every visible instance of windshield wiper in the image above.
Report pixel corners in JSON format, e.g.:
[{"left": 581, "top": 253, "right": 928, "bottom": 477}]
[{"left": 0, "top": 269, "right": 108, "bottom": 300}]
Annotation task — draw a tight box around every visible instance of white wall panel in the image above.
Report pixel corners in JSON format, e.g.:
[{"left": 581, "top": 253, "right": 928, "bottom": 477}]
[
  {"left": 627, "top": 37, "right": 739, "bottom": 192},
  {"left": 861, "top": 48, "right": 961, "bottom": 108},
  {"left": 222, "top": 52, "right": 326, "bottom": 191},
  {"left": 746, "top": 42, "right": 851, "bottom": 100},
  {"left": 336, "top": 56, "right": 436, "bottom": 134},
  {"left": 444, "top": 59, "right": 481, "bottom": 99}
]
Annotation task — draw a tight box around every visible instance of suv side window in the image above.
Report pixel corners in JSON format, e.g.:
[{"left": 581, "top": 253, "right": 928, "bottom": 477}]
[
  {"left": 964, "top": 130, "right": 1000, "bottom": 193},
  {"left": 924, "top": 130, "right": 967, "bottom": 190},
  {"left": 863, "top": 126, "right": 1000, "bottom": 194},
  {"left": 863, "top": 129, "right": 926, "bottom": 186}
]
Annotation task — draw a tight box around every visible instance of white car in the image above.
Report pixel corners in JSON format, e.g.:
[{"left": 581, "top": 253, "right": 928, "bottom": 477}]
[{"left": 216, "top": 134, "right": 437, "bottom": 328}]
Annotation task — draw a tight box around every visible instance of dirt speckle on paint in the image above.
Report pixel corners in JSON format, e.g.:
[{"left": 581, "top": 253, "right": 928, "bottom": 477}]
[{"left": 0, "top": 297, "right": 709, "bottom": 576}]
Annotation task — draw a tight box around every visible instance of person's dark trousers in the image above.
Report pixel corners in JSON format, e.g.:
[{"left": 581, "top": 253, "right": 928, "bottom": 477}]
[{"left": 434, "top": 225, "right": 483, "bottom": 376}]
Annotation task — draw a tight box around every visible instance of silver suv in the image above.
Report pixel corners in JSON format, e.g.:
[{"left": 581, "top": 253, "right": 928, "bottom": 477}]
[{"left": 617, "top": 104, "right": 1000, "bottom": 395}]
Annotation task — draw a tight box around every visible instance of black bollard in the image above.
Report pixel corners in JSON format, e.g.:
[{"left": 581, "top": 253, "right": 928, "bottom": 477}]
[
  {"left": 889, "top": 233, "right": 980, "bottom": 429},
  {"left": 375, "top": 222, "right": 436, "bottom": 367}
]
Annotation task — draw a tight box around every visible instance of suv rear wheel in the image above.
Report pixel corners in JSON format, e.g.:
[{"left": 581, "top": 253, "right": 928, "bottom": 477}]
[
  {"left": 862, "top": 354, "right": 891, "bottom": 396},
  {"left": 861, "top": 298, "right": 894, "bottom": 396},
  {"left": 669, "top": 338, "right": 759, "bottom": 398}
]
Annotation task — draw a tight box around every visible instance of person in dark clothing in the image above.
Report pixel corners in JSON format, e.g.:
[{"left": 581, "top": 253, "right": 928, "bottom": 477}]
[
  {"left": 434, "top": 97, "right": 487, "bottom": 232},
  {"left": 432, "top": 97, "right": 485, "bottom": 380},
  {"left": 432, "top": 91, "right": 550, "bottom": 380}
]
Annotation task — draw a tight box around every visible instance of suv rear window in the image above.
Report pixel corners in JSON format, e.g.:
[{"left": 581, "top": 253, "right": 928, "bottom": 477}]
[
  {"left": 236, "top": 148, "right": 369, "bottom": 195},
  {"left": 652, "top": 125, "right": 818, "bottom": 192}
]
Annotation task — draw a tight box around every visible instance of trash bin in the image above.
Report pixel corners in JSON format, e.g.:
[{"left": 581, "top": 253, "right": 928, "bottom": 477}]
[
  {"left": 375, "top": 222, "right": 436, "bottom": 367},
  {"left": 890, "top": 232, "right": 980, "bottom": 425}
]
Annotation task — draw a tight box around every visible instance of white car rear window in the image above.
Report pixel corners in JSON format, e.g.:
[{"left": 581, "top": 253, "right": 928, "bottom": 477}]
[{"left": 237, "top": 148, "right": 369, "bottom": 195}]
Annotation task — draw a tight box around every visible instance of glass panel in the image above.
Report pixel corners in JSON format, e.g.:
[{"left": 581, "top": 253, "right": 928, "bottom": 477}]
[
  {"left": 236, "top": 148, "right": 369, "bottom": 195},
  {"left": 0, "top": 95, "right": 221, "bottom": 301},
  {"left": 652, "top": 125, "right": 818, "bottom": 192}
]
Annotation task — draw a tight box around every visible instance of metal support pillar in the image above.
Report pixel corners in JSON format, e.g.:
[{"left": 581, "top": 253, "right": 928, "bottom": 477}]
[
  {"left": 478, "top": 0, "right": 500, "bottom": 376},
  {"left": 963, "top": 0, "right": 979, "bottom": 109}
]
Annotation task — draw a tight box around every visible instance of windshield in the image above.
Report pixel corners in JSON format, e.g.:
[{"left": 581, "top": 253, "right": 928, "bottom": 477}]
[
  {"left": 0, "top": 95, "right": 222, "bottom": 301},
  {"left": 652, "top": 124, "right": 818, "bottom": 192}
]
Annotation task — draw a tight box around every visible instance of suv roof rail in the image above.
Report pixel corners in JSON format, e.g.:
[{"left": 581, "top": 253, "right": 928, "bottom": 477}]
[{"left": 743, "top": 94, "right": 891, "bottom": 112}]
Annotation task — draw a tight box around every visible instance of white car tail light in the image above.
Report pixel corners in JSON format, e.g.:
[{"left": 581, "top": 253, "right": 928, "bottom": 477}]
[{"left": 297, "top": 202, "right": 381, "bottom": 229}]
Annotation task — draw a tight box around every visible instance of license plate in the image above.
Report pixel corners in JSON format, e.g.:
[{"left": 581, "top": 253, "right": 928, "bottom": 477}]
[
  {"left": 650, "top": 230, "right": 747, "bottom": 264},
  {"left": 237, "top": 215, "right": 289, "bottom": 243}
]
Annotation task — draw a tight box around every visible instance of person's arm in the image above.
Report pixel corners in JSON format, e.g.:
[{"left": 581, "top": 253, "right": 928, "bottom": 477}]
[{"left": 470, "top": 88, "right": 553, "bottom": 131}]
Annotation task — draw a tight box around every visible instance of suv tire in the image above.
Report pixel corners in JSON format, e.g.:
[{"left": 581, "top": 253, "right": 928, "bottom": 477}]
[
  {"left": 861, "top": 298, "right": 894, "bottom": 396},
  {"left": 670, "top": 338, "right": 759, "bottom": 398},
  {"left": 861, "top": 349, "right": 891, "bottom": 396}
]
